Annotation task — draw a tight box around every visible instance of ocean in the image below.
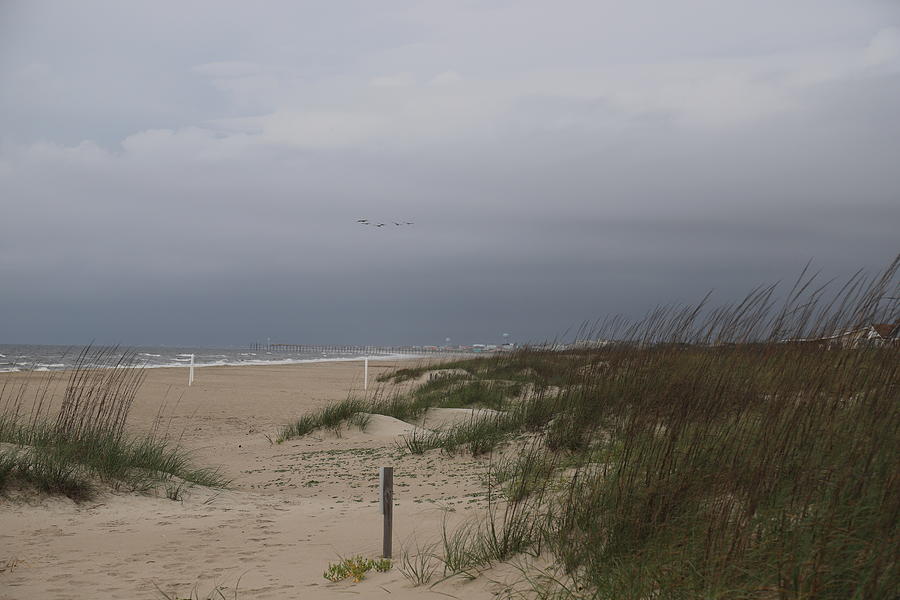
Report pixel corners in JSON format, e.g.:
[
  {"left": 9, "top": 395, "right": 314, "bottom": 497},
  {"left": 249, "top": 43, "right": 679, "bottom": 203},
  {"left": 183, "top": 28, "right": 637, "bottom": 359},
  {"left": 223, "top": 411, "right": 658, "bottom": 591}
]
[{"left": 0, "top": 344, "right": 415, "bottom": 373}]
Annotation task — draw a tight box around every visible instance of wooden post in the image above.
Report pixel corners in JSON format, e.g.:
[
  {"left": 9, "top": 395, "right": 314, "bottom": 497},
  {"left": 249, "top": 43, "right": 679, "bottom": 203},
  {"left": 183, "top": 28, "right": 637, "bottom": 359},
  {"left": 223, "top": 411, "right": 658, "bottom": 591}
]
[{"left": 380, "top": 466, "right": 393, "bottom": 558}]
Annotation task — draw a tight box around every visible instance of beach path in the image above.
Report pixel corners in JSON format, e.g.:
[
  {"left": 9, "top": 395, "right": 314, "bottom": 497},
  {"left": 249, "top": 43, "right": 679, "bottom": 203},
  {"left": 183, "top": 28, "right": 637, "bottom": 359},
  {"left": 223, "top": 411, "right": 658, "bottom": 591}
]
[{"left": 0, "top": 361, "right": 510, "bottom": 599}]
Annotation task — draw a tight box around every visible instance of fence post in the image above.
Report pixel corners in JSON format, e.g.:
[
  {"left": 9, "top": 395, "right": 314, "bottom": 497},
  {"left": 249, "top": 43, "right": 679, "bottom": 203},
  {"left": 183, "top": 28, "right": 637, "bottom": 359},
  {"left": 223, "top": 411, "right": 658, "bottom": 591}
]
[
  {"left": 380, "top": 466, "right": 393, "bottom": 558},
  {"left": 364, "top": 357, "right": 369, "bottom": 391},
  {"left": 189, "top": 354, "right": 195, "bottom": 386}
]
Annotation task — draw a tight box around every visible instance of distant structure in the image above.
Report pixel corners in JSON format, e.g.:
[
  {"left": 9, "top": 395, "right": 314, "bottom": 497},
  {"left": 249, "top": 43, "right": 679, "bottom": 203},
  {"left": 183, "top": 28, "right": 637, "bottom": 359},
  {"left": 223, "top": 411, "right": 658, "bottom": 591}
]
[
  {"left": 248, "top": 342, "right": 480, "bottom": 355},
  {"left": 791, "top": 322, "right": 899, "bottom": 348}
]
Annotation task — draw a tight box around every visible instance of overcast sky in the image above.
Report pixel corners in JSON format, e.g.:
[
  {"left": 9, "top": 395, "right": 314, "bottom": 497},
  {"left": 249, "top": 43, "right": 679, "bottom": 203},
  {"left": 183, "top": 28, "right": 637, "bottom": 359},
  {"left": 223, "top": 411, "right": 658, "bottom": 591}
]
[{"left": 1, "top": 1, "right": 898, "bottom": 346}]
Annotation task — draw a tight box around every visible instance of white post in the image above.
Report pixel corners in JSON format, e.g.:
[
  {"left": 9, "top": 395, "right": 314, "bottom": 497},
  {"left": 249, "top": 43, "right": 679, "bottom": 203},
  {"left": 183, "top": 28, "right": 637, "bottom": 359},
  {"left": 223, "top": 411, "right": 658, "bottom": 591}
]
[
  {"left": 189, "top": 353, "right": 195, "bottom": 386},
  {"left": 364, "top": 357, "right": 369, "bottom": 391}
]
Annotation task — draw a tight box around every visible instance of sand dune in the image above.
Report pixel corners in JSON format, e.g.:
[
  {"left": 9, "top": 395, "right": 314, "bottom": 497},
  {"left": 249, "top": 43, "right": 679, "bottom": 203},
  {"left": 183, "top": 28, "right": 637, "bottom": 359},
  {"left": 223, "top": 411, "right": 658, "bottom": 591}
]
[{"left": 343, "top": 413, "right": 432, "bottom": 439}]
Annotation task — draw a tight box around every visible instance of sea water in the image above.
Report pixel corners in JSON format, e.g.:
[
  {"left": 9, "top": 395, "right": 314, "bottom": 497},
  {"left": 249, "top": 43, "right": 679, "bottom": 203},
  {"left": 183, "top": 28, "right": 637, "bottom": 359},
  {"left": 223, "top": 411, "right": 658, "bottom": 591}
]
[{"left": 0, "top": 344, "right": 414, "bottom": 373}]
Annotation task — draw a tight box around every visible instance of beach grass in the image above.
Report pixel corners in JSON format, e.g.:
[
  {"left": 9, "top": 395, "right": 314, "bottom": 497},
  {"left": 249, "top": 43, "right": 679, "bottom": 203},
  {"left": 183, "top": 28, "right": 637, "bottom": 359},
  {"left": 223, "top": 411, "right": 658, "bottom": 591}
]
[
  {"left": 277, "top": 396, "right": 370, "bottom": 442},
  {"left": 277, "top": 374, "right": 524, "bottom": 443},
  {"left": 450, "top": 259, "right": 898, "bottom": 598},
  {"left": 153, "top": 578, "right": 243, "bottom": 600},
  {"left": 0, "top": 347, "right": 227, "bottom": 500},
  {"left": 280, "top": 256, "right": 900, "bottom": 598},
  {"left": 397, "top": 540, "right": 440, "bottom": 586}
]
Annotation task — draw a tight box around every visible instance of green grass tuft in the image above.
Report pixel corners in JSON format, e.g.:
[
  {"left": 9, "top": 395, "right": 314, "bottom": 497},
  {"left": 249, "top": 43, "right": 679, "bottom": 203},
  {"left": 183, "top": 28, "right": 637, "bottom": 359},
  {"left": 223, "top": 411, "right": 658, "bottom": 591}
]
[
  {"left": 0, "top": 346, "right": 228, "bottom": 500},
  {"left": 277, "top": 396, "right": 370, "bottom": 442}
]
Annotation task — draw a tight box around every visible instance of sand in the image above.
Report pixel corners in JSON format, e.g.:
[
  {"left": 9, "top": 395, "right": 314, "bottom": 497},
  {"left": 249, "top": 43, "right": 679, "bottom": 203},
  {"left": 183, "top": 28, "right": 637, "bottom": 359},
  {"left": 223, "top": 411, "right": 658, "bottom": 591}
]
[{"left": 0, "top": 361, "right": 515, "bottom": 599}]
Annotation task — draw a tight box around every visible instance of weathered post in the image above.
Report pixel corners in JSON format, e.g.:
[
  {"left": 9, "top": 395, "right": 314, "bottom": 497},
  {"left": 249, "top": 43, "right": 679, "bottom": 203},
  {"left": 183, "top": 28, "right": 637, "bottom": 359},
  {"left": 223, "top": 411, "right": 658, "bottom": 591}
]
[
  {"left": 364, "top": 357, "right": 369, "bottom": 391},
  {"left": 380, "top": 466, "right": 393, "bottom": 558},
  {"left": 189, "top": 353, "right": 195, "bottom": 386}
]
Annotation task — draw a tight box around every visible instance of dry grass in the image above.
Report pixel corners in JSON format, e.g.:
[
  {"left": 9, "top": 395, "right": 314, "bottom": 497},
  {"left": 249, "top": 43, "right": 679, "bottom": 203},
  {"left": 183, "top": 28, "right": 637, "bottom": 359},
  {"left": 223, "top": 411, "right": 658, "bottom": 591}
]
[{"left": 298, "top": 256, "right": 900, "bottom": 599}]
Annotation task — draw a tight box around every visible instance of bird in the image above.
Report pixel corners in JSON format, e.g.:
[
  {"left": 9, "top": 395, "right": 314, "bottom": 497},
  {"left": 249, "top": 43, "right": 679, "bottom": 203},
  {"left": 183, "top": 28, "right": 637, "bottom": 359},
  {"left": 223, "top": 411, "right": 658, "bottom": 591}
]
[{"left": 357, "top": 218, "right": 414, "bottom": 228}]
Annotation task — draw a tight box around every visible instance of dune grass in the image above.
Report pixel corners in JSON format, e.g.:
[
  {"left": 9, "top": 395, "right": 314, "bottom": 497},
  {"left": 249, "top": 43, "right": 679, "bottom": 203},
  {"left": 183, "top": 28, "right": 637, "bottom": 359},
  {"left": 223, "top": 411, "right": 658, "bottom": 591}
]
[
  {"left": 397, "top": 540, "right": 440, "bottom": 586},
  {"left": 399, "top": 410, "right": 525, "bottom": 456},
  {"left": 529, "top": 344, "right": 898, "bottom": 599},
  {"left": 277, "top": 372, "right": 525, "bottom": 443},
  {"left": 435, "top": 258, "right": 898, "bottom": 598},
  {"left": 0, "top": 347, "right": 227, "bottom": 500},
  {"left": 154, "top": 577, "right": 243, "bottom": 600},
  {"left": 336, "top": 257, "right": 900, "bottom": 598},
  {"left": 277, "top": 396, "right": 370, "bottom": 442},
  {"left": 377, "top": 360, "right": 474, "bottom": 384},
  {"left": 272, "top": 258, "right": 899, "bottom": 597}
]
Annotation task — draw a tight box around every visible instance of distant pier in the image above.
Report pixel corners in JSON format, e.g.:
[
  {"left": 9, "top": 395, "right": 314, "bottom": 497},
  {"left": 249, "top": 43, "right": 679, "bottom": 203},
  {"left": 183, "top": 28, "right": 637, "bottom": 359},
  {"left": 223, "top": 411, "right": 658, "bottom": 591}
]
[{"left": 248, "top": 343, "right": 465, "bottom": 355}]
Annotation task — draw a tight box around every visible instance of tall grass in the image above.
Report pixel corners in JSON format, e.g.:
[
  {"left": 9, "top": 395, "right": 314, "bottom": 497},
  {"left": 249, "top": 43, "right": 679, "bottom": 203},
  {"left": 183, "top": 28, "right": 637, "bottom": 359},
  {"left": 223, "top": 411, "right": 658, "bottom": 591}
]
[
  {"left": 536, "top": 344, "right": 898, "bottom": 598},
  {"left": 398, "top": 257, "right": 900, "bottom": 598},
  {"left": 272, "top": 257, "right": 898, "bottom": 597},
  {"left": 0, "top": 347, "right": 226, "bottom": 500},
  {"left": 438, "top": 461, "right": 547, "bottom": 579}
]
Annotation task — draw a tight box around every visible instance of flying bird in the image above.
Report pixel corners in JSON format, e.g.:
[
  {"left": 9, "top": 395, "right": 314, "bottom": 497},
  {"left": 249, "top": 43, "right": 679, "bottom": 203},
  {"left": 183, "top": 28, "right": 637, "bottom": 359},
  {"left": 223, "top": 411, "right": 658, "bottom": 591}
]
[{"left": 357, "top": 218, "right": 413, "bottom": 228}]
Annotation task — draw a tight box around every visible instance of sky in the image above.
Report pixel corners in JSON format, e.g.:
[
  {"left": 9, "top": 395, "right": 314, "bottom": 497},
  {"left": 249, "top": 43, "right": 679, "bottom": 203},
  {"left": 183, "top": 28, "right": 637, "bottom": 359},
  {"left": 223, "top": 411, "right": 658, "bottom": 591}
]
[{"left": 1, "top": 1, "right": 899, "bottom": 347}]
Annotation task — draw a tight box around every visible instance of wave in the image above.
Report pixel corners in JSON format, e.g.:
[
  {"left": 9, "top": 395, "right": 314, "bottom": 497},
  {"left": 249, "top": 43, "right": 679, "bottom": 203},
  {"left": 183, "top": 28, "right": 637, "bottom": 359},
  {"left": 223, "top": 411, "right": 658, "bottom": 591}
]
[
  {"left": 145, "top": 353, "right": 417, "bottom": 369},
  {"left": 0, "top": 352, "right": 421, "bottom": 373}
]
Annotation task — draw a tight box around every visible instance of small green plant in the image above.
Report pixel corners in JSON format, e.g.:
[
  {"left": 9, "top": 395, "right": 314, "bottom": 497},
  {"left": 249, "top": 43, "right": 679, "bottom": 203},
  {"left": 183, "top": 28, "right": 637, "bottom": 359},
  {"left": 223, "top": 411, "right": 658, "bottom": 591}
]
[
  {"left": 373, "top": 558, "right": 392, "bottom": 572},
  {"left": 397, "top": 541, "right": 439, "bottom": 586},
  {"left": 164, "top": 477, "right": 189, "bottom": 501},
  {"left": 323, "top": 555, "right": 392, "bottom": 583}
]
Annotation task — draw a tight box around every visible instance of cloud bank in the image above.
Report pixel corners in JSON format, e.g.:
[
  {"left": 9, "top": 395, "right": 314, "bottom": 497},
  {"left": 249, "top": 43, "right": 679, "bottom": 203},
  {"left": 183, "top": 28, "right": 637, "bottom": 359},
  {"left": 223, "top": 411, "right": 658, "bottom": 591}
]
[{"left": 1, "top": 0, "right": 898, "bottom": 345}]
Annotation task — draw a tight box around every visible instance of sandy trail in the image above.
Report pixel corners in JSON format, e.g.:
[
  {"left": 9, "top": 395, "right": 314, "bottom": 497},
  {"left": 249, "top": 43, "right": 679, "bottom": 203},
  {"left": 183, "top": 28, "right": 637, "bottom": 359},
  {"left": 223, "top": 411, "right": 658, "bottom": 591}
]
[{"left": 0, "top": 361, "right": 510, "bottom": 599}]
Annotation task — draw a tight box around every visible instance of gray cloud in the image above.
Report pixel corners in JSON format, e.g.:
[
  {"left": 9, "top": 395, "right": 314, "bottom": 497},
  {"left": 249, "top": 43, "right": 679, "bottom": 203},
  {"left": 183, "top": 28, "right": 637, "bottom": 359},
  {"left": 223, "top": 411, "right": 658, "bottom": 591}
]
[{"left": 1, "top": 1, "right": 899, "bottom": 346}]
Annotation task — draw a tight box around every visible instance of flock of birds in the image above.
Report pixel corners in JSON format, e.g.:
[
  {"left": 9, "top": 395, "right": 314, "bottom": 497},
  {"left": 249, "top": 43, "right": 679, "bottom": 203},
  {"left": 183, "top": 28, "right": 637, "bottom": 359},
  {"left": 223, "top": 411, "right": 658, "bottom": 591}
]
[{"left": 356, "top": 218, "right": 414, "bottom": 227}]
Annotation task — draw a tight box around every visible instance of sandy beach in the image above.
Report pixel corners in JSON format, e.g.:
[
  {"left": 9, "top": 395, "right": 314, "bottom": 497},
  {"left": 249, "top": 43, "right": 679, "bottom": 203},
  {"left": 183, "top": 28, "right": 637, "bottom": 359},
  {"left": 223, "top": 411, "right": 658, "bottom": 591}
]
[{"left": 0, "top": 361, "right": 509, "bottom": 599}]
